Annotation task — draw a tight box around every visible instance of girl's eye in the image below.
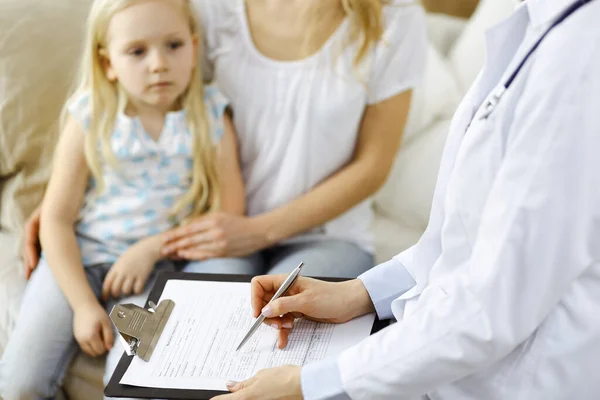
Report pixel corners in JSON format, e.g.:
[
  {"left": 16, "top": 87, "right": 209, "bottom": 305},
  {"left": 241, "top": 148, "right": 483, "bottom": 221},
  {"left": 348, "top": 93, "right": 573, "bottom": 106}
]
[
  {"left": 168, "top": 40, "right": 184, "bottom": 50},
  {"left": 129, "top": 48, "right": 145, "bottom": 57}
]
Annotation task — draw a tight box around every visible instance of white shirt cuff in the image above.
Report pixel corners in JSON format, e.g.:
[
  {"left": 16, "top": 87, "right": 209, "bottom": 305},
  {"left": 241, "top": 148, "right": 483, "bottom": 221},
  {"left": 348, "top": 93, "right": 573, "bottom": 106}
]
[
  {"left": 358, "top": 258, "right": 415, "bottom": 319},
  {"left": 301, "top": 357, "right": 351, "bottom": 400}
]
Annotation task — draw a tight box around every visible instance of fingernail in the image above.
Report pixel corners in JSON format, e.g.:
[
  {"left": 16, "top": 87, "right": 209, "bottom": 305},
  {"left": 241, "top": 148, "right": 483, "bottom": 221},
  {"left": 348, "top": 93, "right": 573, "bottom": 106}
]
[
  {"left": 262, "top": 306, "right": 273, "bottom": 317},
  {"left": 270, "top": 323, "right": 279, "bottom": 330},
  {"left": 226, "top": 380, "right": 237, "bottom": 388},
  {"left": 282, "top": 322, "right": 293, "bottom": 329}
]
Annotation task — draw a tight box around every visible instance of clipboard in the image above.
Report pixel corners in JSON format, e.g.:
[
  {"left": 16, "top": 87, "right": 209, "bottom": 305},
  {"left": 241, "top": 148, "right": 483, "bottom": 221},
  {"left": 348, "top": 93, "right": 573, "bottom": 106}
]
[{"left": 105, "top": 272, "right": 390, "bottom": 399}]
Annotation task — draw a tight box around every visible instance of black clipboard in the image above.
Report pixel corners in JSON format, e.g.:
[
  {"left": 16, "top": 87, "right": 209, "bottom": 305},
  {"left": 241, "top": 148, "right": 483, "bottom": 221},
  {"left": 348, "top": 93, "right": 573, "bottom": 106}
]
[{"left": 105, "top": 272, "right": 390, "bottom": 399}]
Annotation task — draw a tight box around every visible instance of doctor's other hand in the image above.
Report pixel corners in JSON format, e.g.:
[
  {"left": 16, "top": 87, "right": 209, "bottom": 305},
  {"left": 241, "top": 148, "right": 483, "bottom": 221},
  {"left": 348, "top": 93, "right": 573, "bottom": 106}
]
[
  {"left": 211, "top": 365, "right": 302, "bottom": 400},
  {"left": 23, "top": 203, "right": 43, "bottom": 280},
  {"left": 252, "top": 275, "right": 375, "bottom": 348}
]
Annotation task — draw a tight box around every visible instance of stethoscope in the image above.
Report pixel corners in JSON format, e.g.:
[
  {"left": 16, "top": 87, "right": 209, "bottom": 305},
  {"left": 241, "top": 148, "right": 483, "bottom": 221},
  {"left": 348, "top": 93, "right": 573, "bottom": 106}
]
[{"left": 479, "top": 0, "right": 594, "bottom": 120}]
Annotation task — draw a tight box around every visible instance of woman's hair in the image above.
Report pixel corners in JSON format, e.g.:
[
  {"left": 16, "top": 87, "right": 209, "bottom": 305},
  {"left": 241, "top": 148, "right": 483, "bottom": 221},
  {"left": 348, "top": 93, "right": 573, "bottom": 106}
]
[
  {"left": 311, "top": 0, "right": 390, "bottom": 66},
  {"left": 64, "top": 0, "right": 219, "bottom": 217},
  {"left": 342, "top": 0, "right": 390, "bottom": 65}
]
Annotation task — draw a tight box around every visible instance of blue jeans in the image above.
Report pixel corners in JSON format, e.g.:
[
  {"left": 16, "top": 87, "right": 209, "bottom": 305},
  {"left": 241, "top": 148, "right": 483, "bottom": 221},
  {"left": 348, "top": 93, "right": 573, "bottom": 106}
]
[{"left": 185, "top": 239, "right": 374, "bottom": 278}]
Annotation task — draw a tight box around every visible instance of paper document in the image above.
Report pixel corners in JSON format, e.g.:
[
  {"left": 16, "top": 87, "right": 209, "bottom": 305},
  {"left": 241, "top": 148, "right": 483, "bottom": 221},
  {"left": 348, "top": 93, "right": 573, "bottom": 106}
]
[{"left": 120, "top": 279, "right": 375, "bottom": 390}]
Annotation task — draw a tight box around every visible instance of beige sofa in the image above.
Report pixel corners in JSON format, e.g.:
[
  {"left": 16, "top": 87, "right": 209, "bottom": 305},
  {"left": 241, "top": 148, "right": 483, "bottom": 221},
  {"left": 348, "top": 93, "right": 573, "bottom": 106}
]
[{"left": 0, "top": 0, "right": 516, "bottom": 398}]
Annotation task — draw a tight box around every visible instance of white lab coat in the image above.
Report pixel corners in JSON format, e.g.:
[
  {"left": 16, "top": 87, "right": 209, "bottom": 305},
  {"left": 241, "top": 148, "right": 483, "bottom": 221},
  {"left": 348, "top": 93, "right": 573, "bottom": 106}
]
[{"left": 335, "top": 1, "right": 600, "bottom": 399}]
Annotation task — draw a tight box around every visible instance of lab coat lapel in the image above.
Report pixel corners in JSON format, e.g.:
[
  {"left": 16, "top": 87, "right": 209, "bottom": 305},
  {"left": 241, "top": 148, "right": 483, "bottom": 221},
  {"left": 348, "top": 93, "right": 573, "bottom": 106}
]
[{"left": 436, "top": 5, "right": 530, "bottom": 188}]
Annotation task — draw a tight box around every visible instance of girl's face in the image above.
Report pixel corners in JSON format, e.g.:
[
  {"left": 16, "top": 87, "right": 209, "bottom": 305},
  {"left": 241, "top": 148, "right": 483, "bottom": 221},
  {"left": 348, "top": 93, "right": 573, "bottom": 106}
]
[{"left": 103, "top": 0, "right": 197, "bottom": 111}]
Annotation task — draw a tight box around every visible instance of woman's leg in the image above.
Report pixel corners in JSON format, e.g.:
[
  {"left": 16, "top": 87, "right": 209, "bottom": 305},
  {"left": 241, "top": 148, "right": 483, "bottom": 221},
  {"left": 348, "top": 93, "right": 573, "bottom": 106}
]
[
  {"left": 182, "top": 253, "right": 265, "bottom": 276},
  {"left": 266, "top": 240, "right": 374, "bottom": 279},
  {"left": 0, "top": 259, "right": 106, "bottom": 400}
]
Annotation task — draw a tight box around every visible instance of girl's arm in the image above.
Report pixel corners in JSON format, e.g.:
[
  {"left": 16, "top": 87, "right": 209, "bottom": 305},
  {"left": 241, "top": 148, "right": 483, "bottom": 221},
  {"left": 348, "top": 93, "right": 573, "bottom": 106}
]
[
  {"left": 216, "top": 111, "right": 245, "bottom": 215},
  {"left": 40, "top": 116, "right": 96, "bottom": 310},
  {"left": 256, "top": 90, "right": 413, "bottom": 245}
]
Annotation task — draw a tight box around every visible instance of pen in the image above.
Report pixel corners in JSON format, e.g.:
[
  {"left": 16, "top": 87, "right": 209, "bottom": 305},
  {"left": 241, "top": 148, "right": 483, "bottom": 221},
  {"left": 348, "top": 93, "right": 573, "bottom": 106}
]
[{"left": 236, "top": 261, "right": 304, "bottom": 351}]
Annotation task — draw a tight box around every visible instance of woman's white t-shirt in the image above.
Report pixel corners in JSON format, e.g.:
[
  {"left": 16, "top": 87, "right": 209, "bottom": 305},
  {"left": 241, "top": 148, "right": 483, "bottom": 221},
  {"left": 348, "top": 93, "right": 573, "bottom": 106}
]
[{"left": 194, "top": 0, "right": 427, "bottom": 253}]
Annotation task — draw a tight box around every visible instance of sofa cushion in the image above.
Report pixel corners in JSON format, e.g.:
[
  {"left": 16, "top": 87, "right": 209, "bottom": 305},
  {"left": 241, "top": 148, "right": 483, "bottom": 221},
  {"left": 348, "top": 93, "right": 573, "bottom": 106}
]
[
  {"left": 375, "top": 119, "right": 451, "bottom": 234},
  {"left": 402, "top": 16, "right": 463, "bottom": 145},
  {"left": 372, "top": 212, "right": 423, "bottom": 265},
  {"left": 0, "top": 231, "right": 25, "bottom": 354},
  {"left": 0, "top": 0, "right": 93, "bottom": 233},
  {"left": 426, "top": 12, "right": 468, "bottom": 57}
]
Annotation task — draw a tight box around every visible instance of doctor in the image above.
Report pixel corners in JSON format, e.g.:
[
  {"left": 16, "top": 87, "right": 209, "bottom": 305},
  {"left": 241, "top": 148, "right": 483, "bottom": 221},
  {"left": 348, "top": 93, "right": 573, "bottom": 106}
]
[{"left": 212, "top": 0, "right": 600, "bottom": 399}]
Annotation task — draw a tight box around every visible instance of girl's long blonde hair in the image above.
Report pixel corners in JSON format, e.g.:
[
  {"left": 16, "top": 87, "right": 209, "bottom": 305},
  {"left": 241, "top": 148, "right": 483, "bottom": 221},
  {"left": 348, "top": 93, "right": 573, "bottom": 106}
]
[{"left": 64, "top": 0, "right": 218, "bottom": 217}]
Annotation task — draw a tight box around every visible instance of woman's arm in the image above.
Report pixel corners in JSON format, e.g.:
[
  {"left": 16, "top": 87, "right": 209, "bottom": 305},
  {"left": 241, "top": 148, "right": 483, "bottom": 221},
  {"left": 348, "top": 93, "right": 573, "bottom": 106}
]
[
  {"left": 39, "top": 116, "right": 96, "bottom": 309},
  {"left": 162, "top": 90, "right": 412, "bottom": 259},
  {"left": 217, "top": 111, "right": 245, "bottom": 215},
  {"left": 257, "top": 90, "right": 412, "bottom": 245}
]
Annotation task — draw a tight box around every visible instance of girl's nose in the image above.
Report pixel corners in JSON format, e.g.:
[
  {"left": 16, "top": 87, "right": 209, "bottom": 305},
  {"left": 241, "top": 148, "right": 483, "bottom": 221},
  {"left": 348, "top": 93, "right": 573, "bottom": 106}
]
[{"left": 149, "top": 49, "right": 169, "bottom": 73}]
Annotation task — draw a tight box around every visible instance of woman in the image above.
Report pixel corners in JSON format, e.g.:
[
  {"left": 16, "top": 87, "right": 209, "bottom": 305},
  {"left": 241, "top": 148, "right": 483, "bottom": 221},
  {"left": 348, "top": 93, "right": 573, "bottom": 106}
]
[
  {"left": 211, "top": 0, "right": 600, "bottom": 399},
  {"left": 23, "top": 0, "right": 427, "bottom": 278}
]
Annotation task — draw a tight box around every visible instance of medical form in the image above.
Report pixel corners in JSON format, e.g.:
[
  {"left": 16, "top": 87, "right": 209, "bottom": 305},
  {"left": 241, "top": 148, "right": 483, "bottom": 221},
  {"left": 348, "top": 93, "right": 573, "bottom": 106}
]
[{"left": 119, "top": 280, "right": 375, "bottom": 391}]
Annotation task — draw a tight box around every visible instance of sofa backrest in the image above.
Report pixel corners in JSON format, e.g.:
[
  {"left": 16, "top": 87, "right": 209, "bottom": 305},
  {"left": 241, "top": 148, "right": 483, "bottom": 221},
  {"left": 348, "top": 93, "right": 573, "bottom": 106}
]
[
  {"left": 373, "top": 0, "right": 518, "bottom": 239},
  {"left": 0, "top": 0, "right": 94, "bottom": 233}
]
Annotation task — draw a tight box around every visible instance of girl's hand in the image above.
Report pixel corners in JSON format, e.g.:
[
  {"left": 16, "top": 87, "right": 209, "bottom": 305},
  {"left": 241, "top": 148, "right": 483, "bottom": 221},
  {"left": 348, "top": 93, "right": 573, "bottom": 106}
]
[
  {"left": 102, "top": 237, "right": 161, "bottom": 301},
  {"left": 211, "top": 365, "right": 302, "bottom": 400},
  {"left": 161, "top": 213, "right": 268, "bottom": 260},
  {"left": 73, "top": 300, "right": 114, "bottom": 357}
]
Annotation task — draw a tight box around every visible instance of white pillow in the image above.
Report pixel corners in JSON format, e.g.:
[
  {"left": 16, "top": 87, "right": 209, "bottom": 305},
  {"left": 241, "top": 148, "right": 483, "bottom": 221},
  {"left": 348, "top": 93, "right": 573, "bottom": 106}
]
[
  {"left": 448, "top": 0, "right": 518, "bottom": 93},
  {"left": 375, "top": 119, "right": 451, "bottom": 231},
  {"left": 426, "top": 13, "right": 468, "bottom": 56},
  {"left": 402, "top": 40, "right": 462, "bottom": 144}
]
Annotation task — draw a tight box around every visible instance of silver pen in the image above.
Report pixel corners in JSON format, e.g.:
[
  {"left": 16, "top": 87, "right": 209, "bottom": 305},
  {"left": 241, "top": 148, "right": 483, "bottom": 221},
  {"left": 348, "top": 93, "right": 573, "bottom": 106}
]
[{"left": 236, "top": 262, "right": 304, "bottom": 351}]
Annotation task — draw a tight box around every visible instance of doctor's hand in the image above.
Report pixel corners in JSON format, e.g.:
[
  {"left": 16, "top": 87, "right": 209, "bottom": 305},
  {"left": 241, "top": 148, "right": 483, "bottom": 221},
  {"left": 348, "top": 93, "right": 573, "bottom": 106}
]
[
  {"left": 252, "top": 275, "right": 375, "bottom": 349},
  {"left": 211, "top": 365, "right": 302, "bottom": 400}
]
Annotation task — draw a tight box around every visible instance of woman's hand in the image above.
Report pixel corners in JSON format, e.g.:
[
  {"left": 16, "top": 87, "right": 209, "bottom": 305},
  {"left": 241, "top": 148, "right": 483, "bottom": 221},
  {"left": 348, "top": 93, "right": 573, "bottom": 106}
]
[
  {"left": 23, "top": 204, "right": 43, "bottom": 279},
  {"left": 101, "top": 236, "right": 161, "bottom": 301},
  {"left": 73, "top": 300, "right": 114, "bottom": 357},
  {"left": 252, "top": 275, "right": 375, "bottom": 348},
  {"left": 211, "top": 365, "right": 302, "bottom": 400},
  {"left": 161, "top": 213, "right": 268, "bottom": 260}
]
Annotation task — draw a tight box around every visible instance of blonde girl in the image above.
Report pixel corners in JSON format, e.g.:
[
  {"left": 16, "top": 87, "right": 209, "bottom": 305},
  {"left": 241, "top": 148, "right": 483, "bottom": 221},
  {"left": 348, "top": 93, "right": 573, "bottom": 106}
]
[{"left": 0, "top": 0, "right": 243, "bottom": 398}]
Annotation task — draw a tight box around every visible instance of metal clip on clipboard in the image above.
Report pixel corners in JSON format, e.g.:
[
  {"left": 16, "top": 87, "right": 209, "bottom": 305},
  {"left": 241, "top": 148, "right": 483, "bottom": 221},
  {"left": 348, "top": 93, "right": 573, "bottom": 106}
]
[{"left": 109, "top": 299, "right": 175, "bottom": 362}]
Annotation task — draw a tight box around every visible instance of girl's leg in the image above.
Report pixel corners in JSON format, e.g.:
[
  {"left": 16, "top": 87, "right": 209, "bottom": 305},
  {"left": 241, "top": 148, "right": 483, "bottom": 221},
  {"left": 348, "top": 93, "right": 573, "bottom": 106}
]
[
  {"left": 102, "top": 260, "right": 179, "bottom": 400},
  {"left": 0, "top": 259, "right": 105, "bottom": 400},
  {"left": 265, "top": 240, "right": 374, "bottom": 279},
  {"left": 182, "top": 253, "right": 264, "bottom": 276},
  {"left": 103, "top": 289, "right": 149, "bottom": 400}
]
